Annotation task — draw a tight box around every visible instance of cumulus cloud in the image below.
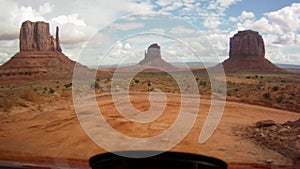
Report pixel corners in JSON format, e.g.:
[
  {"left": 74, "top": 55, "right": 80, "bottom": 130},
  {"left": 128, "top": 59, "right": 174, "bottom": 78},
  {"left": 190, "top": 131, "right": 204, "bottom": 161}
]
[
  {"left": 0, "top": 1, "right": 50, "bottom": 40},
  {"left": 203, "top": 16, "right": 221, "bottom": 29},
  {"left": 0, "top": 52, "right": 9, "bottom": 65},
  {"left": 169, "top": 26, "right": 196, "bottom": 36},
  {"left": 109, "top": 41, "right": 133, "bottom": 58},
  {"left": 267, "top": 3, "right": 300, "bottom": 33},
  {"left": 108, "top": 22, "right": 145, "bottom": 31},
  {"left": 51, "top": 14, "right": 96, "bottom": 44},
  {"left": 230, "top": 11, "right": 255, "bottom": 22},
  {"left": 148, "top": 28, "right": 166, "bottom": 34}
]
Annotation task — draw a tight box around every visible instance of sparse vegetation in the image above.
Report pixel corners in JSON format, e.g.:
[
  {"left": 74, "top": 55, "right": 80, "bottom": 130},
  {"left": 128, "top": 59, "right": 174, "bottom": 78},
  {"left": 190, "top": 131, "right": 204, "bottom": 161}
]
[
  {"left": 49, "top": 88, "right": 55, "bottom": 94},
  {"left": 272, "top": 86, "right": 279, "bottom": 91},
  {"left": 64, "top": 82, "right": 72, "bottom": 88}
]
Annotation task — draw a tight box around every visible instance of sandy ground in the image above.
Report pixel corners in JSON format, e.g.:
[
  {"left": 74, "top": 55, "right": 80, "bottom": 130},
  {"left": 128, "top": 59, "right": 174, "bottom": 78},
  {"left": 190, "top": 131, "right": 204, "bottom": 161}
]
[{"left": 0, "top": 92, "right": 299, "bottom": 168}]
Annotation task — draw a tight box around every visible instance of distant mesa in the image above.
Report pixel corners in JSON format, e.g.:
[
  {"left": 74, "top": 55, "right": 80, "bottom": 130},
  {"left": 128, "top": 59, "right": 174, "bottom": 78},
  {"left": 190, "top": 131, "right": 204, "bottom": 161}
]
[
  {"left": 221, "top": 30, "right": 283, "bottom": 73},
  {"left": 138, "top": 43, "right": 177, "bottom": 70},
  {"left": 0, "top": 20, "right": 88, "bottom": 82}
]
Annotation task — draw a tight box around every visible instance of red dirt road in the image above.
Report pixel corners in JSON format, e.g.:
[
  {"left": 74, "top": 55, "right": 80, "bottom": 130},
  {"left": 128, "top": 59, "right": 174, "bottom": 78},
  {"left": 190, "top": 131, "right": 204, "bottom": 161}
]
[{"left": 0, "top": 92, "right": 299, "bottom": 168}]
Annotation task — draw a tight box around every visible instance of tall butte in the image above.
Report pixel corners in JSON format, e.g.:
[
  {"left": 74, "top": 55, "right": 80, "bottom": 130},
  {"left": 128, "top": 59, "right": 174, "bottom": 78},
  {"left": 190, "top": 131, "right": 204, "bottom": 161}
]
[
  {"left": 0, "top": 20, "right": 85, "bottom": 82},
  {"left": 222, "top": 30, "right": 283, "bottom": 73},
  {"left": 138, "top": 43, "right": 177, "bottom": 70}
]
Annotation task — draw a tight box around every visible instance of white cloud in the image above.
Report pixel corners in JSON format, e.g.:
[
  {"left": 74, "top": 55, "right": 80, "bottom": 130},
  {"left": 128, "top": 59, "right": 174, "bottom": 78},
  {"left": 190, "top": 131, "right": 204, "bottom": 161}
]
[
  {"left": 51, "top": 14, "right": 96, "bottom": 44},
  {"left": 38, "top": 3, "right": 53, "bottom": 15},
  {"left": 266, "top": 3, "right": 300, "bottom": 33},
  {"left": 208, "top": 0, "right": 241, "bottom": 13},
  {"left": 51, "top": 14, "right": 86, "bottom": 26},
  {"left": 273, "top": 32, "right": 299, "bottom": 45},
  {"left": 0, "top": 52, "right": 9, "bottom": 65},
  {"left": 169, "top": 26, "right": 196, "bottom": 36},
  {"left": 109, "top": 22, "right": 145, "bottom": 31},
  {"left": 230, "top": 11, "right": 255, "bottom": 22},
  {"left": 0, "top": 1, "right": 51, "bottom": 40},
  {"left": 155, "top": 0, "right": 176, "bottom": 7},
  {"left": 148, "top": 28, "right": 166, "bottom": 34},
  {"left": 107, "top": 41, "right": 135, "bottom": 64},
  {"left": 203, "top": 16, "right": 221, "bottom": 29}
]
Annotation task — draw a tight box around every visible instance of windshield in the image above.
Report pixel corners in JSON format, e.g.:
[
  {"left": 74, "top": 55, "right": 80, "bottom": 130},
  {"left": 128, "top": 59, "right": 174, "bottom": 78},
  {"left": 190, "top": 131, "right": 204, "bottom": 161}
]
[{"left": 0, "top": 1, "right": 300, "bottom": 169}]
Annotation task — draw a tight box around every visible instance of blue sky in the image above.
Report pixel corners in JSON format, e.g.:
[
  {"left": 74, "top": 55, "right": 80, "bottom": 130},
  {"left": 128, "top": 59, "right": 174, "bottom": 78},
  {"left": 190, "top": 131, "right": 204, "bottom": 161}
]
[{"left": 0, "top": 0, "right": 299, "bottom": 66}]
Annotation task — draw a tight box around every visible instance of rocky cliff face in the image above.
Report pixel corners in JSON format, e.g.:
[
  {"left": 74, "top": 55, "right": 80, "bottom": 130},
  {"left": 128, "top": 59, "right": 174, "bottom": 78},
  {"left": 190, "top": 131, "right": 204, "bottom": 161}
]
[
  {"left": 19, "top": 20, "right": 62, "bottom": 52},
  {"left": 229, "top": 30, "right": 265, "bottom": 59},
  {"left": 138, "top": 43, "right": 177, "bottom": 70},
  {"left": 221, "top": 30, "right": 283, "bottom": 73},
  {"left": 0, "top": 20, "right": 89, "bottom": 82}
]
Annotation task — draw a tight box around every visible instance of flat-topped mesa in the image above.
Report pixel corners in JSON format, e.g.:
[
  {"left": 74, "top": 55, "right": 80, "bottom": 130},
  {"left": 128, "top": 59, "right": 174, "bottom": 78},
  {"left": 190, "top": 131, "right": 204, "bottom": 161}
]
[
  {"left": 220, "top": 30, "right": 283, "bottom": 73},
  {"left": 229, "top": 30, "right": 265, "bottom": 60},
  {"left": 19, "top": 20, "right": 62, "bottom": 52}
]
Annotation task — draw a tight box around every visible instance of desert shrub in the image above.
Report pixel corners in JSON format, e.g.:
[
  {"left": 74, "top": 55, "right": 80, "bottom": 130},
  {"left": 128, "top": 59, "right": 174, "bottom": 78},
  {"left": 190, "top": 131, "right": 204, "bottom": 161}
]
[
  {"left": 20, "top": 88, "right": 37, "bottom": 102},
  {"left": 64, "top": 82, "right": 72, "bottom": 88},
  {"left": 43, "top": 87, "right": 48, "bottom": 91},
  {"left": 49, "top": 88, "right": 55, "bottom": 94},
  {"left": 199, "top": 81, "right": 206, "bottom": 86},
  {"left": 255, "top": 75, "right": 258, "bottom": 79},
  {"left": 245, "top": 76, "right": 251, "bottom": 79},
  {"left": 272, "top": 86, "right": 279, "bottom": 91},
  {"left": 276, "top": 96, "right": 284, "bottom": 103},
  {"left": 263, "top": 92, "right": 270, "bottom": 99},
  {"left": 280, "top": 79, "right": 286, "bottom": 83},
  {"left": 134, "top": 79, "right": 139, "bottom": 83},
  {"left": 90, "top": 81, "right": 100, "bottom": 89}
]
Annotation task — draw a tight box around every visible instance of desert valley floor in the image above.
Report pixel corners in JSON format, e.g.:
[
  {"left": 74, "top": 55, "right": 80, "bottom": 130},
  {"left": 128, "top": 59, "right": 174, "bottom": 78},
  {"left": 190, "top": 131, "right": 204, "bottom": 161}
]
[{"left": 0, "top": 91, "right": 299, "bottom": 169}]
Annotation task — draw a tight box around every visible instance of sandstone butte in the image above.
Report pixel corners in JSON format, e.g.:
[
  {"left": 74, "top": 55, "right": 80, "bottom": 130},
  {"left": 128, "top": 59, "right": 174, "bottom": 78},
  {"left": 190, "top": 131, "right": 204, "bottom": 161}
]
[
  {"left": 0, "top": 20, "right": 88, "bottom": 82},
  {"left": 138, "top": 43, "right": 178, "bottom": 70},
  {"left": 221, "top": 30, "right": 283, "bottom": 73}
]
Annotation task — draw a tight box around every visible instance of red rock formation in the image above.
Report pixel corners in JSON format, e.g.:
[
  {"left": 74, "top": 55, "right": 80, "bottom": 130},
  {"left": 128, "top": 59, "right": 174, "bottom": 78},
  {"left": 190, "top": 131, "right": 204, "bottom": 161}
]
[
  {"left": 138, "top": 43, "right": 177, "bottom": 70},
  {"left": 56, "top": 26, "right": 62, "bottom": 52},
  {"left": 221, "top": 30, "right": 283, "bottom": 73},
  {"left": 229, "top": 30, "right": 265, "bottom": 59},
  {"left": 19, "top": 20, "right": 61, "bottom": 52},
  {"left": 0, "top": 20, "right": 89, "bottom": 82}
]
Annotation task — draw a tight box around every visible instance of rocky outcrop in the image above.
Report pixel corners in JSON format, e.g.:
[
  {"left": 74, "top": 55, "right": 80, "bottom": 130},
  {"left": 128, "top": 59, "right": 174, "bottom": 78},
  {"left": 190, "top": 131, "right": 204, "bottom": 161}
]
[
  {"left": 0, "top": 20, "right": 89, "bottom": 82},
  {"left": 244, "top": 118, "right": 300, "bottom": 164},
  {"left": 19, "top": 20, "right": 62, "bottom": 52},
  {"left": 221, "top": 30, "right": 283, "bottom": 73},
  {"left": 139, "top": 43, "right": 162, "bottom": 65},
  {"left": 138, "top": 43, "right": 177, "bottom": 70},
  {"left": 229, "top": 30, "right": 265, "bottom": 59}
]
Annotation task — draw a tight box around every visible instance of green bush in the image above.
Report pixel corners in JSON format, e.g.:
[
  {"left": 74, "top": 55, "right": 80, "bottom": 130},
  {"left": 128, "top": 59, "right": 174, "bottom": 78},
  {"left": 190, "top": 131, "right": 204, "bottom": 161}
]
[
  {"left": 49, "top": 88, "right": 55, "bottom": 94},
  {"left": 90, "top": 81, "right": 100, "bottom": 89},
  {"left": 64, "top": 83, "right": 72, "bottom": 88},
  {"left": 263, "top": 93, "right": 270, "bottom": 99},
  {"left": 272, "top": 86, "right": 279, "bottom": 91},
  {"left": 276, "top": 96, "right": 284, "bottom": 103}
]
